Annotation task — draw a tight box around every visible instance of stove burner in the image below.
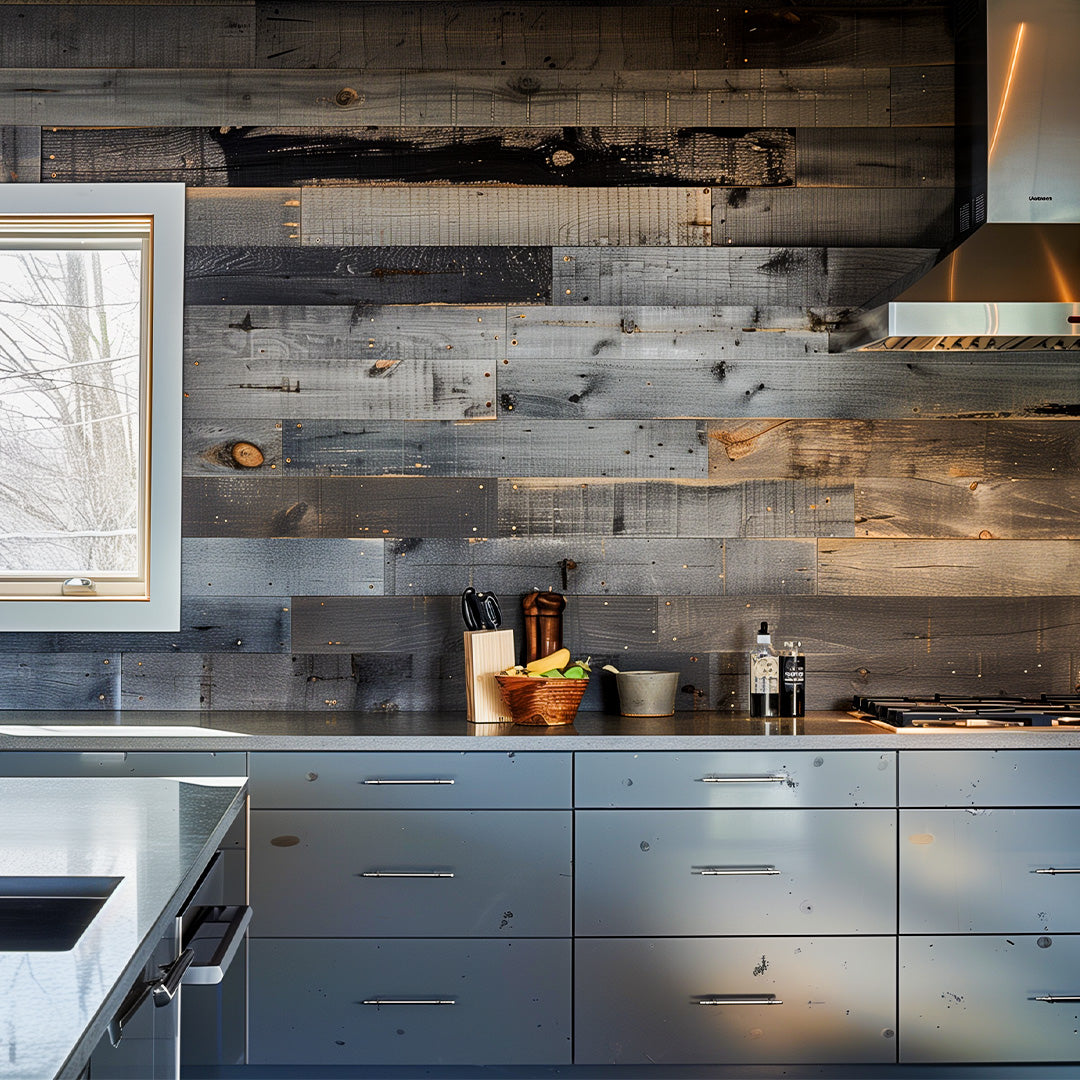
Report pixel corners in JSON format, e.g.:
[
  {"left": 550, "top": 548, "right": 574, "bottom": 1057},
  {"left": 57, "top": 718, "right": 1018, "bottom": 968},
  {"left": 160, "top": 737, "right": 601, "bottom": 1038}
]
[{"left": 852, "top": 694, "right": 1080, "bottom": 729}]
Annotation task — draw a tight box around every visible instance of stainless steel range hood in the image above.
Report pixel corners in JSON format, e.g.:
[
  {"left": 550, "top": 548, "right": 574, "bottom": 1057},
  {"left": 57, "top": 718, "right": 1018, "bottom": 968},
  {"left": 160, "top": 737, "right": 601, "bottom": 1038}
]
[{"left": 832, "top": 0, "right": 1080, "bottom": 352}]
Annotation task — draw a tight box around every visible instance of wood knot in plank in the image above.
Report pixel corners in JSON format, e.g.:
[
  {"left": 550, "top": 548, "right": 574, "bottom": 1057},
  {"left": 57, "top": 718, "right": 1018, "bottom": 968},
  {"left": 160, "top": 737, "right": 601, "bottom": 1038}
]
[
  {"left": 230, "top": 441, "right": 265, "bottom": 468},
  {"left": 334, "top": 87, "right": 361, "bottom": 107}
]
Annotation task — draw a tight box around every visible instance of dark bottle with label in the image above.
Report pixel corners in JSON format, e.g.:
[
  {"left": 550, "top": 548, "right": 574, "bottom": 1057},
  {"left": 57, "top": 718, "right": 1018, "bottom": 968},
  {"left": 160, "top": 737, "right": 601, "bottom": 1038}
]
[
  {"left": 748, "top": 621, "right": 780, "bottom": 717},
  {"left": 779, "top": 640, "right": 806, "bottom": 718}
]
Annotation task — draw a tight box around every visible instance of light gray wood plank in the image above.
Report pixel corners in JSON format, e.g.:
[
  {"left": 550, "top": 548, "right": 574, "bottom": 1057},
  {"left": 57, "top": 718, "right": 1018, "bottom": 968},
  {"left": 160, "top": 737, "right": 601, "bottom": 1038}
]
[
  {"left": 300, "top": 185, "right": 712, "bottom": 246},
  {"left": 713, "top": 187, "right": 954, "bottom": 247},
  {"left": 385, "top": 536, "right": 725, "bottom": 596},
  {"left": 890, "top": 65, "right": 954, "bottom": 126},
  {"left": 0, "top": 653, "right": 120, "bottom": 709},
  {"left": 118, "top": 653, "right": 204, "bottom": 710},
  {"left": 183, "top": 303, "right": 500, "bottom": 419},
  {"left": 182, "top": 476, "right": 497, "bottom": 538},
  {"left": 723, "top": 539, "right": 817, "bottom": 595},
  {"left": 498, "top": 354, "right": 1080, "bottom": 421},
  {"left": 183, "top": 538, "right": 385, "bottom": 596},
  {"left": 183, "top": 419, "right": 283, "bottom": 476},
  {"left": 0, "top": 68, "right": 891, "bottom": 128},
  {"left": 824, "top": 248, "right": 939, "bottom": 308},
  {"left": 497, "top": 479, "right": 853, "bottom": 538},
  {"left": 855, "top": 478, "right": 1080, "bottom": 540},
  {"left": 0, "top": 5, "right": 254, "bottom": 68},
  {"left": 0, "top": 126, "right": 40, "bottom": 182},
  {"left": 507, "top": 306, "right": 827, "bottom": 366},
  {"left": 817, "top": 539, "right": 1080, "bottom": 597},
  {"left": 186, "top": 188, "right": 302, "bottom": 246},
  {"left": 796, "top": 128, "right": 953, "bottom": 188},
  {"left": 282, "top": 419, "right": 709, "bottom": 478}
]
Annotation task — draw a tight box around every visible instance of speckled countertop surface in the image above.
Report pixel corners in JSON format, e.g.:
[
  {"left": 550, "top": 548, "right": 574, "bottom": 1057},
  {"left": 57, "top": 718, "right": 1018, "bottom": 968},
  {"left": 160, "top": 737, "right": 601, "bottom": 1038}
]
[
  {"left": 2, "top": 710, "right": 1080, "bottom": 750},
  {"left": 0, "top": 775, "right": 246, "bottom": 1079}
]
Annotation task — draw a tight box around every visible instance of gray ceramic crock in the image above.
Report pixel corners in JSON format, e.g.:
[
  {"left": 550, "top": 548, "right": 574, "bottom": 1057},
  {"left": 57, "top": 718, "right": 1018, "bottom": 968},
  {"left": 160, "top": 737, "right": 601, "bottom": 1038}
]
[{"left": 615, "top": 670, "right": 680, "bottom": 716}]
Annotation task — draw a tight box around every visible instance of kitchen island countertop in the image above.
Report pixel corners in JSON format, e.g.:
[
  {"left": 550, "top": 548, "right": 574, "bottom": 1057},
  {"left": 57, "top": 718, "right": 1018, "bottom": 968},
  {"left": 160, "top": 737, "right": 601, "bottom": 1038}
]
[
  {"left": 0, "top": 774, "right": 247, "bottom": 1079},
  {"left": 3, "top": 709, "right": 1080, "bottom": 749}
]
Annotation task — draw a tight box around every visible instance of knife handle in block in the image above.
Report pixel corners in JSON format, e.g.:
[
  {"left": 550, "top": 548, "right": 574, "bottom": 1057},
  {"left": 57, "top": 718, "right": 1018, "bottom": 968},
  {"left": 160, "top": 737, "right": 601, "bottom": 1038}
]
[{"left": 464, "top": 629, "right": 516, "bottom": 724}]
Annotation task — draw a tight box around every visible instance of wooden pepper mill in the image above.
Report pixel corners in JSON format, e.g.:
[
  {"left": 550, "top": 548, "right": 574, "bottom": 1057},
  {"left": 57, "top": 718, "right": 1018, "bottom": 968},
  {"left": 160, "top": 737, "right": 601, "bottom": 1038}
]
[{"left": 522, "top": 590, "right": 566, "bottom": 664}]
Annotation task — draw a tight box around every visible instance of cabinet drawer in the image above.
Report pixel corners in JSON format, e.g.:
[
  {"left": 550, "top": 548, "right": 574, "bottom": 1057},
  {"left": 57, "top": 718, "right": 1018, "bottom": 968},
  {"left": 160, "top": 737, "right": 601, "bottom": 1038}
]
[
  {"left": 900, "top": 935, "right": 1080, "bottom": 1062},
  {"left": 576, "top": 751, "right": 894, "bottom": 808},
  {"left": 250, "top": 809, "right": 572, "bottom": 937},
  {"left": 249, "top": 937, "right": 571, "bottom": 1066},
  {"left": 901, "top": 809, "right": 1080, "bottom": 932},
  {"left": 0, "top": 750, "right": 247, "bottom": 777},
  {"left": 576, "top": 937, "right": 896, "bottom": 1065},
  {"left": 576, "top": 809, "right": 895, "bottom": 935},
  {"left": 900, "top": 749, "right": 1080, "bottom": 806},
  {"left": 250, "top": 751, "right": 570, "bottom": 809}
]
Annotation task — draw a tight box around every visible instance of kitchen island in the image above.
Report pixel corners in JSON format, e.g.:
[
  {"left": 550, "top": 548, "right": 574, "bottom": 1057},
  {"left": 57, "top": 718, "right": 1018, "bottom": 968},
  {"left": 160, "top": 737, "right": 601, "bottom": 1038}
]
[{"left": 0, "top": 773, "right": 247, "bottom": 1079}]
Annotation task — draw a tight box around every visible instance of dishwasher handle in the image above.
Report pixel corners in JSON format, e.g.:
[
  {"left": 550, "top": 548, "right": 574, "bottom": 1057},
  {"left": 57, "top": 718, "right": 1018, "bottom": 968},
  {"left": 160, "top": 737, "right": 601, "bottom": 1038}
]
[{"left": 108, "top": 948, "right": 195, "bottom": 1047}]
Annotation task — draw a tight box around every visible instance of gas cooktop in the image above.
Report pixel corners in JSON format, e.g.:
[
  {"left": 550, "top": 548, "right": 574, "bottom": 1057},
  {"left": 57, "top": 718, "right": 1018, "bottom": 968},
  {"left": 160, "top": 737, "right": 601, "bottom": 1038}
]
[{"left": 852, "top": 694, "right": 1080, "bottom": 729}]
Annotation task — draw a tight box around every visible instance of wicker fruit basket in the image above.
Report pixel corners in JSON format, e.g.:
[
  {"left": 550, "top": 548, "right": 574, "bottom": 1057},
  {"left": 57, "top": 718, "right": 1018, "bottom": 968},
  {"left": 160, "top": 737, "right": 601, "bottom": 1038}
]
[{"left": 494, "top": 674, "right": 589, "bottom": 726}]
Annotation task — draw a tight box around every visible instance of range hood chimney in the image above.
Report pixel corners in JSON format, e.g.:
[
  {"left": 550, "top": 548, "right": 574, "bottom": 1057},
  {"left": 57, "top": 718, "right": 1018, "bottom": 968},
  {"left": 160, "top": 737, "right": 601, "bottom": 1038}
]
[{"left": 831, "top": 0, "right": 1080, "bottom": 352}]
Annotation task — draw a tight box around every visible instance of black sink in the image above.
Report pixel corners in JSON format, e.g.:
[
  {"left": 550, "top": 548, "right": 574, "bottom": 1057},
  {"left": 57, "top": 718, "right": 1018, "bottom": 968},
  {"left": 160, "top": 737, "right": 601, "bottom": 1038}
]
[{"left": 0, "top": 876, "right": 122, "bottom": 951}]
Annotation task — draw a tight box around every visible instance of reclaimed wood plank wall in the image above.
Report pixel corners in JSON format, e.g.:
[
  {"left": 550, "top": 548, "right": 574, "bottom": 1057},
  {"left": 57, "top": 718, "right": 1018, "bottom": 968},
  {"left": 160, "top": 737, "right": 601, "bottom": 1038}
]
[{"left": 2, "top": 0, "right": 1078, "bottom": 712}]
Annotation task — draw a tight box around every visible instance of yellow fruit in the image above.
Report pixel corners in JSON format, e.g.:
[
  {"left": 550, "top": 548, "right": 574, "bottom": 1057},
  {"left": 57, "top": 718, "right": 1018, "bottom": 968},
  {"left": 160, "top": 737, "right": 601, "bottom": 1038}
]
[{"left": 525, "top": 647, "right": 571, "bottom": 674}]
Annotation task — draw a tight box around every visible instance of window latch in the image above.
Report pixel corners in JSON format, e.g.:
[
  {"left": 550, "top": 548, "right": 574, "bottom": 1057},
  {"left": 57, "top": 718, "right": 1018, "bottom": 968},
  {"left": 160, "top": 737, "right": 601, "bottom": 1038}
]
[{"left": 62, "top": 577, "right": 97, "bottom": 595}]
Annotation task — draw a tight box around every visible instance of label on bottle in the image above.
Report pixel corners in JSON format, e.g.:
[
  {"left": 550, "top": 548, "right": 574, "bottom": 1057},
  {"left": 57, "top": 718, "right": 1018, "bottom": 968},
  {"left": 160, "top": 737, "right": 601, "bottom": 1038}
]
[
  {"left": 751, "top": 654, "right": 779, "bottom": 692},
  {"left": 780, "top": 656, "right": 804, "bottom": 684}
]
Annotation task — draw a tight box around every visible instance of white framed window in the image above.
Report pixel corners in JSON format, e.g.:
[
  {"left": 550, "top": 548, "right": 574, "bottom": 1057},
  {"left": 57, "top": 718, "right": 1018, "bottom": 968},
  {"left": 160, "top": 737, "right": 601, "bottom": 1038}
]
[{"left": 0, "top": 184, "right": 184, "bottom": 631}]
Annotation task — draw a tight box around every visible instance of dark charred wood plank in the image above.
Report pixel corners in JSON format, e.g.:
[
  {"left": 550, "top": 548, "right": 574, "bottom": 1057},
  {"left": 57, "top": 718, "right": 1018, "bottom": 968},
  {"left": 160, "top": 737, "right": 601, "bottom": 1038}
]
[
  {"left": 182, "top": 538, "right": 385, "bottom": 596},
  {"left": 890, "top": 65, "right": 955, "bottom": 126},
  {"left": 0, "top": 5, "right": 254, "bottom": 68},
  {"left": 184, "top": 246, "right": 552, "bottom": 305},
  {"left": 283, "top": 419, "right": 709, "bottom": 478},
  {"left": 182, "top": 476, "right": 497, "bottom": 538},
  {"left": 497, "top": 479, "right": 853, "bottom": 538},
  {"left": 0, "top": 126, "right": 40, "bottom": 183},
  {"left": 818, "top": 539, "right": 1080, "bottom": 597},
  {"left": 291, "top": 595, "right": 463, "bottom": 653},
  {"left": 183, "top": 419, "right": 284, "bottom": 477},
  {"left": 824, "top": 248, "right": 939, "bottom": 309},
  {"left": 41, "top": 125, "right": 794, "bottom": 187},
  {"left": 713, "top": 187, "right": 954, "bottom": 247},
  {"left": 0, "top": 653, "right": 120, "bottom": 709},
  {"left": 300, "top": 186, "right": 711, "bottom": 247},
  {"left": 796, "top": 128, "right": 953, "bottom": 188}
]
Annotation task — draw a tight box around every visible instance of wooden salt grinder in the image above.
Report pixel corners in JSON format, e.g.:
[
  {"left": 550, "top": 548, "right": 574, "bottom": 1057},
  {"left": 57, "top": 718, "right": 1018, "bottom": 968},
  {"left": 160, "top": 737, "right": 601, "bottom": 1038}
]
[{"left": 522, "top": 590, "right": 566, "bottom": 664}]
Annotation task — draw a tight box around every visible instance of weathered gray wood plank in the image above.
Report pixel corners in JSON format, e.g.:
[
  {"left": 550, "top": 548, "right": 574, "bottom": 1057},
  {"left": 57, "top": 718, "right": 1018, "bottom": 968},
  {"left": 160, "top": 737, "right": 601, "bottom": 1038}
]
[
  {"left": 290, "top": 594, "right": 461, "bottom": 653},
  {"left": 855, "top": 478, "right": 1080, "bottom": 540},
  {"left": 0, "top": 5, "right": 254, "bottom": 68},
  {"left": 713, "top": 187, "right": 954, "bottom": 247},
  {"left": 0, "top": 126, "right": 40, "bottom": 182},
  {"left": 300, "top": 185, "right": 712, "bottom": 247},
  {"left": 185, "top": 188, "right": 301, "bottom": 246},
  {"left": 497, "top": 479, "right": 853, "bottom": 538},
  {"left": 185, "top": 246, "right": 551, "bottom": 305},
  {"left": 282, "top": 419, "right": 709, "bottom": 478},
  {"left": 182, "top": 476, "right": 497, "bottom": 538},
  {"left": 498, "top": 354, "right": 1080, "bottom": 421},
  {"left": 817, "top": 539, "right": 1080, "bottom": 597},
  {"left": 507, "top": 306, "right": 827, "bottom": 367},
  {"left": 890, "top": 65, "right": 954, "bottom": 126},
  {"left": 182, "top": 538, "right": 385, "bottom": 596},
  {"left": 41, "top": 125, "right": 794, "bottom": 187},
  {"left": 0, "top": 654, "right": 120, "bottom": 709},
  {"left": 796, "top": 128, "right": 953, "bottom": 188},
  {"left": 824, "top": 248, "right": 939, "bottom": 308},
  {"left": 707, "top": 420, "right": 1080, "bottom": 483},
  {"left": 183, "top": 304, "right": 501, "bottom": 419},
  {"left": 183, "top": 419, "right": 283, "bottom": 476},
  {"left": 0, "top": 68, "right": 892, "bottom": 128}
]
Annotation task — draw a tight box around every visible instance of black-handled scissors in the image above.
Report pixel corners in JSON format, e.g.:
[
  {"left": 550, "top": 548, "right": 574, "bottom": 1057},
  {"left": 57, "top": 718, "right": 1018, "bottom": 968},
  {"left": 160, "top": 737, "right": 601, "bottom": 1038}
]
[{"left": 461, "top": 588, "right": 502, "bottom": 631}]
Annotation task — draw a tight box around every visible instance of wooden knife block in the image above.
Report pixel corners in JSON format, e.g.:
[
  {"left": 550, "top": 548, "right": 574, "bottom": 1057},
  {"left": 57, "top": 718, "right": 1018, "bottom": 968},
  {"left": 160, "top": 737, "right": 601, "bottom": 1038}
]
[{"left": 464, "top": 629, "right": 516, "bottom": 724}]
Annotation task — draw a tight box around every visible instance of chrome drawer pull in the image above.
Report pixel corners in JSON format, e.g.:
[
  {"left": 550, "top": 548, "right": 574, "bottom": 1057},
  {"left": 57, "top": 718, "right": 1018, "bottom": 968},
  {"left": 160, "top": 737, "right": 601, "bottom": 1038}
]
[
  {"left": 362, "top": 998, "right": 456, "bottom": 1006},
  {"left": 692, "top": 865, "right": 779, "bottom": 876},
  {"left": 362, "top": 778, "right": 455, "bottom": 785},
  {"left": 698, "top": 774, "right": 789, "bottom": 784},
  {"left": 1032, "top": 868, "right": 1080, "bottom": 875},
  {"left": 1034, "top": 995, "right": 1080, "bottom": 1004},
  {"left": 360, "top": 871, "right": 455, "bottom": 878},
  {"left": 696, "top": 995, "right": 783, "bottom": 1006}
]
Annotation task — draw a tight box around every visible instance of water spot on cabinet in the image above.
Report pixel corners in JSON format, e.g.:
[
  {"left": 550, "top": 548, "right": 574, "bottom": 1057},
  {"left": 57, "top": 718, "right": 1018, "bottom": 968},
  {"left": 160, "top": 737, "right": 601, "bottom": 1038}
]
[
  {"left": 745, "top": 1027, "right": 764, "bottom": 1040},
  {"left": 813, "top": 757, "right": 824, "bottom": 768},
  {"left": 270, "top": 835, "right": 300, "bottom": 846},
  {"left": 882, "top": 1028, "right": 895, "bottom": 1039},
  {"left": 752, "top": 955, "right": 769, "bottom": 976},
  {"left": 639, "top": 841, "right": 650, "bottom": 852},
  {"left": 909, "top": 833, "right": 934, "bottom": 845}
]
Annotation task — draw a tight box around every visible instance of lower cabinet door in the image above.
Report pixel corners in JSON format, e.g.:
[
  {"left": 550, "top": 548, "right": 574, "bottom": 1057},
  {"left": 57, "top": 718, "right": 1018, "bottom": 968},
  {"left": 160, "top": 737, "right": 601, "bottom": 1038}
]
[
  {"left": 248, "top": 938, "right": 571, "bottom": 1065},
  {"left": 575, "top": 937, "right": 897, "bottom": 1065},
  {"left": 900, "top": 935, "right": 1080, "bottom": 1062}
]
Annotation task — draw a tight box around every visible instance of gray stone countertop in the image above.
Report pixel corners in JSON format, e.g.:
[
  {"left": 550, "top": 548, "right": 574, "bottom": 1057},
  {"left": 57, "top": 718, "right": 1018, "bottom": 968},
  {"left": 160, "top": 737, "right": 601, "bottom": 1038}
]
[
  {"left": 2, "top": 710, "right": 1080, "bottom": 750},
  {"left": 0, "top": 774, "right": 247, "bottom": 1079}
]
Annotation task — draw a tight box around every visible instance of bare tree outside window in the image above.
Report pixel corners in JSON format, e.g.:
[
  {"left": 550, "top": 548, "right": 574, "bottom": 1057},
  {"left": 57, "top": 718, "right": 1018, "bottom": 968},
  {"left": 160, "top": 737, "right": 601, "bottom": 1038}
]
[{"left": 0, "top": 244, "right": 143, "bottom": 578}]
